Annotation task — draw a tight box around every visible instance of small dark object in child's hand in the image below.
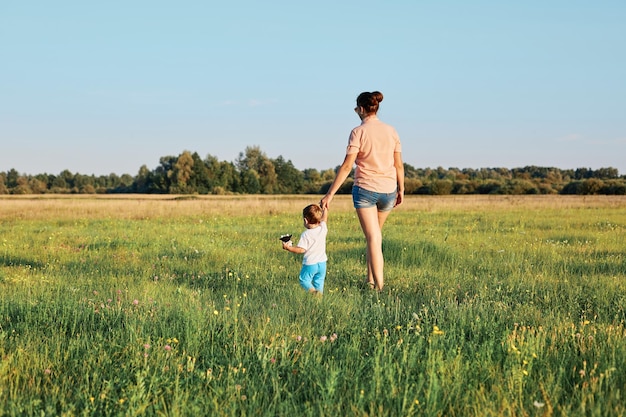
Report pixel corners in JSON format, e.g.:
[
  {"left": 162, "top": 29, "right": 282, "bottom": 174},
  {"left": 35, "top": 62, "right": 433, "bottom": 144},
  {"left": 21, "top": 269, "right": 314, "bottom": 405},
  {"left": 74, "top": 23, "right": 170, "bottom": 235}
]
[{"left": 279, "top": 234, "right": 292, "bottom": 242}]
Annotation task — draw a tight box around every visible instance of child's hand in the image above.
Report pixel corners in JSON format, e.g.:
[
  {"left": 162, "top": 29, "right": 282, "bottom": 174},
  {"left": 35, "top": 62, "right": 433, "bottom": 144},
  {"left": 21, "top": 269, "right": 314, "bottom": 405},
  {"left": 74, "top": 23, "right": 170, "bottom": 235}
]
[{"left": 282, "top": 241, "right": 292, "bottom": 250}]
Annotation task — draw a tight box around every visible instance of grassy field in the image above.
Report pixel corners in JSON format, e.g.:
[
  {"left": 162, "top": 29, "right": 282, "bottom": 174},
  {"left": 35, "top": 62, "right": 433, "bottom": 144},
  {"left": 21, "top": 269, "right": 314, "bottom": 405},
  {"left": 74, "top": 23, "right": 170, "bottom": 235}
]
[{"left": 1, "top": 194, "right": 625, "bottom": 416}]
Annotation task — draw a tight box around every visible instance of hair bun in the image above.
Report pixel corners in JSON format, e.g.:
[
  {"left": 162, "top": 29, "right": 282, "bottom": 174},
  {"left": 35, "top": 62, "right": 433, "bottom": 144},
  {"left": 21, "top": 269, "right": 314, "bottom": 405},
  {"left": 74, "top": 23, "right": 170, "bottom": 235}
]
[{"left": 372, "top": 91, "right": 383, "bottom": 103}]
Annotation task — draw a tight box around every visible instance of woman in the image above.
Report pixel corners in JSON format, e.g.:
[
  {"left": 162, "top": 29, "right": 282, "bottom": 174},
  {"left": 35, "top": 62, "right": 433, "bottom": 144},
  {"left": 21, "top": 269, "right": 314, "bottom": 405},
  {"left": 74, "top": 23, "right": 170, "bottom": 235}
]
[{"left": 320, "top": 91, "right": 404, "bottom": 291}]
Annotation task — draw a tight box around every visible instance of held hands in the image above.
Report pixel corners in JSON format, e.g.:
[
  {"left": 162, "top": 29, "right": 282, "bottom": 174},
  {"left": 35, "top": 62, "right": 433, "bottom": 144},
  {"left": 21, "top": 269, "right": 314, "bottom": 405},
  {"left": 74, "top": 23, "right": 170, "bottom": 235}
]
[{"left": 319, "top": 194, "right": 332, "bottom": 211}]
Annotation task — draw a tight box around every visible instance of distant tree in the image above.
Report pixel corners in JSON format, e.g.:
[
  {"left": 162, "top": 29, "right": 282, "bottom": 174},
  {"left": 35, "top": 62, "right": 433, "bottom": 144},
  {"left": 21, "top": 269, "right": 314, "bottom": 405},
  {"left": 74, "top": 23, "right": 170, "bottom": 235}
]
[
  {"left": 6, "top": 169, "right": 19, "bottom": 188},
  {"left": 12, "top": 177, "right": 32, "bottom": 194},
  {"left": 303, "top": 168, "right": 321, "bottom": 183},
  {"left": 182, "top": 152, "right": 209, "bottom": 194},
  {"left": 0, "top": 172, "right": 7, "bottom": 194},
  {"left": 29, "top": 177, "right": 48, "bottom": 194},
  {"left": 581, "top": 178, "right": 604, "bottom": 195},
  {"left": 236, "top": 146, "right": 264, "bottom": 172},
  {"left": 133, "top": 165, "right": 153, "bottom": 193},
  {"left": 560, "top": 181, "right": 583, "bottom": 195},
  {"left": 216, "top": 161, "right": 240, "bottom": 193},
  {"left": 512, "top": 169, "right": 531, "bottom": 180},
  {"left": 272, "top": 156, "right": 304, "bottom": 193},
  {"left": 544, "top": 169, "right": 563, "bottom": 184},
  {"left": 321, "top": 169, "right": 336, "bottom": 182},
  {"left": 435, "top": 166, "right": 451, "bottom": 180},
  {"left": 80, "top": 184, "right": 96, "bottom": 194},
  {"left": 594, "top": 167, "right": 619, "bottom": 179},
  {"left": 59, "top": 170, "right": 75, "bottom": 190},
  {"left": 574, "top": 168, "right": 593, "bottom": 180},
  {"left": 404, "top": 178, "right": 422, "bottom": 194},
  {"left": 503, "top": 179, "right": 538, "bottom": 195},
  {"left": 449, "top": 168, "right": 468, "bottom": 181},
  {"left": 429, "top": 179, "right": 453, "bottom": 195},
  {"left": 403, "top": 163, "right": 420, "bottom": 179},
  {"left": 452, "top": 180, "right": 479, "bottom": 194},
  {"left": 170, "top": 151, "right": 194, "bottom": 193},
  {"left": 562, "top": 178, "right": 610, "bottom": 195},
  {"left": 601, "top": 180, "right": 626, "bottom": 195},
  {"left": 476, "top": 181, "right": 503, "bottom": 194},
  {"left": 152, "top": 155, "right": 177, "bottom": 193},
  {"left": 259, "top": 159, "right": 277, "bottom": 193},
  {"left": 240, "top": 169, "right": 261, "bottom": 194},
  {"left": 119, "top": 174, "right": 134, "bottom": 188},
  {"left": 302, "top": 168, "right": 323, "bottom": 193},
  {"left": 237, "top": 146, "right": 277, "bottom": 193},
  {"left": 74, "top": 174, "right": 95, "bottom": 193},
  {"left": 50, "top": 175, "right": 68, "bottom": 192}
]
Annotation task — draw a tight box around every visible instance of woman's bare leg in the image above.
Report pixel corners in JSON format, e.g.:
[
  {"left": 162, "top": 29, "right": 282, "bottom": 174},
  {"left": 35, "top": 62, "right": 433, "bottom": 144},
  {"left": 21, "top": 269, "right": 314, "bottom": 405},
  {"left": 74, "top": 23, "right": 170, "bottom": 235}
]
[{"left": 356, "top": 207, "right": 392, "bottom": 291}]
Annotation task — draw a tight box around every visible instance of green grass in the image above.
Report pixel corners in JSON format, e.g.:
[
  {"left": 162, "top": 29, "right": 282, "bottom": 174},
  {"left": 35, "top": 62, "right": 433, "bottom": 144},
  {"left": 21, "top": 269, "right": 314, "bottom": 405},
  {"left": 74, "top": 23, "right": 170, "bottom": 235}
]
[{"left": 1, "top": 196, "right": 625, "bottom": 416}]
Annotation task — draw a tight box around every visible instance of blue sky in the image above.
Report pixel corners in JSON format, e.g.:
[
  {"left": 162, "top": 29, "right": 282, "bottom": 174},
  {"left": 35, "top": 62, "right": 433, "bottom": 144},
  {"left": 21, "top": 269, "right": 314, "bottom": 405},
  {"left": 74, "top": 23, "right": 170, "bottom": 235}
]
[{"left": 1, "top": 0, "right": 625, "bottom": 176}]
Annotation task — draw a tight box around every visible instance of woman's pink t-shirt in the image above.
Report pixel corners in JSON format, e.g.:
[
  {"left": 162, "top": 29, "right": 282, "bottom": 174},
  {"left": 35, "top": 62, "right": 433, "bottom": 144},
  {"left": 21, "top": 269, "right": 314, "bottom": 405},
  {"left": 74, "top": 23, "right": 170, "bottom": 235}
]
[{"left": 346, "top": 116, "right": 402, "bottom": 193}]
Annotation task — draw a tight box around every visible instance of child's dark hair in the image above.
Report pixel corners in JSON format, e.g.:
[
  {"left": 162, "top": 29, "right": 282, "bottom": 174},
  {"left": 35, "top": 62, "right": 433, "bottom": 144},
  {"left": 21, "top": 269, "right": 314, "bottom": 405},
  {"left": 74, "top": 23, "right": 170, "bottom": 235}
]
[
  {"left": 356, "top": 91, "right": 383, "bottom": 114},
  {"left": 303, "top": 204, "right": 323, "bottom": 224}
]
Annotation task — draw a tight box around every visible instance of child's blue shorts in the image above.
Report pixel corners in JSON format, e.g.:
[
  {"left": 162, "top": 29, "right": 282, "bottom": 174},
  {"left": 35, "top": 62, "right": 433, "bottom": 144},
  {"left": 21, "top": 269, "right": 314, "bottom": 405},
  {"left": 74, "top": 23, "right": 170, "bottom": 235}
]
[{"left": 299, "top": 262, "right": 326, "bottom": 293}]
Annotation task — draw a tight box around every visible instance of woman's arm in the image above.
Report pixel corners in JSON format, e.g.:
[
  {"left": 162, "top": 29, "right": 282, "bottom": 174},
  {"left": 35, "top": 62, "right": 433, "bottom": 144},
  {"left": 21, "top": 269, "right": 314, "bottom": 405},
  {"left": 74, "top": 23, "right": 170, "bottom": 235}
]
[
  {"left": 320, "top": 153, "right": 357, "bottom": 209},
  {"left": 394, "top": 152, "right": 405, "bottom": 206}
]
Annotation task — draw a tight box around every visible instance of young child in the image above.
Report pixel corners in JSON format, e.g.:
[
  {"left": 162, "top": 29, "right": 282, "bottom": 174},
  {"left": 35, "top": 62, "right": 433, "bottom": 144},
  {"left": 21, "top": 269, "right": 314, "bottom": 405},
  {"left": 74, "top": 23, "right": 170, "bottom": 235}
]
[{"left": 282, "top": 204, "right": 328, "bottom": 294}]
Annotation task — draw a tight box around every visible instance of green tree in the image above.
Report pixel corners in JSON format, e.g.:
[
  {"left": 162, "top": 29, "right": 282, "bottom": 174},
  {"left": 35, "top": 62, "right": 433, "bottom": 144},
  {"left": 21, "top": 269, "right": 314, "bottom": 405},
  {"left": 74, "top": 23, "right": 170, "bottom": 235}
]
[
  {"left": 272, "top": 156, "right": 304, "bottom": 193},
  {"left": 240, "top": 169, "right": 261, "bottom": 193},
  {"left": 321, "top": 169, "right": 336, "bottom": 182},
  {"left": 6, "top": 169, "right": 19, "bottom": 188},
  {"left": 0, "top": 172, "right": 7, "bottom": 194},
  {"left": 133, "top": 165, "right": 153, "bottom": 193},
  {"left": 185, "top": 152, "right": 209, "bottom": 194},
  {"left": 152, "top": 156, "right": 177, "bottom": 193},
  {"left": 601, "top": 180, "right": 626, "bottom": 195},
  {"left": 50, "top": 175, "right": 68, "bottom": 192},
  {"left": 259, "top": 159, "right": 277, "bottom": 193},
  {"left": 236, "top": 146, "right": 277, "bottom": 193},
  {"left": 429, "top": 179, "right": 453, "bottom": 195},
  {"left": 404, "top": 178, "right": 422, "bottom": 194},
  {"left": 452, "top": 180, "right": 479, "bottom": 194},
  {"left": 59, "top": 170, "right": 75, "bottom": 191},
  {"left": 581, "top": 178, "right": 604, "bottom": 195},
  {"left": 74, "top": 174, "right": 95, "bottom": 194},
  {"left": 204, "top": 155, "right": 220, "bottom": 187},
  {"left": 303, "top": 168, "right": 323, "bottom": 193},
  {"left": 12, "top": 177, "right": 32, "bottom": 194},
  {"left": 216, "top": 161, "right": 239, "bottom": 193},
  {"left": 594, "top": 167, "right": 619, "bottom": 179},
  {"left": 170, "top": 151, "right": 195, "bottom": 193},
  {"left": 29, "top": 177, "right": 48, "bottom": 194}
]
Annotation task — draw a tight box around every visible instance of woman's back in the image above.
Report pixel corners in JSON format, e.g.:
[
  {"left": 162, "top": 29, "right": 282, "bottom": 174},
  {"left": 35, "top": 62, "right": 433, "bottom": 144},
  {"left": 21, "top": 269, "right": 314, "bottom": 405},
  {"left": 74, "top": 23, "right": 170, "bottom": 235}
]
[{"left": 348, "top": 116, "right": 401, "bottom": 193}]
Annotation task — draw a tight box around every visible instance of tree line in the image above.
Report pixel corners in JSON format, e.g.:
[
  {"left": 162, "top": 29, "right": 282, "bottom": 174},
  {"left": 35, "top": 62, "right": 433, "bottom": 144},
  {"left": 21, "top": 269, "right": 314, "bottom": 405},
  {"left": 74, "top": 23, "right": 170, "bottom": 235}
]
[{"left": 1, "top": 146, "right": 625, "bottom": 195}]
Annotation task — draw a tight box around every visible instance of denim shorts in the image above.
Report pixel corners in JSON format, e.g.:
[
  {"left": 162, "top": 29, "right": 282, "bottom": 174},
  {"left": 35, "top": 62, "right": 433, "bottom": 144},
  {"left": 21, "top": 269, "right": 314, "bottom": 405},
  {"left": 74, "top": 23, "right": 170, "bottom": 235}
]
[{"left": 352, "top": 185, "right": 397, "bottom": 212}]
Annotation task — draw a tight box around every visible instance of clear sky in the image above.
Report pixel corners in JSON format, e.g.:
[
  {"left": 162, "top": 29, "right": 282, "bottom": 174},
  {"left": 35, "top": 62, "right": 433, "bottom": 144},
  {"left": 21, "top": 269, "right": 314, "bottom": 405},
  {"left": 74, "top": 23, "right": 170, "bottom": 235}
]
[{"left": 1, "top": 0, "right": 625, "bottom": 176}]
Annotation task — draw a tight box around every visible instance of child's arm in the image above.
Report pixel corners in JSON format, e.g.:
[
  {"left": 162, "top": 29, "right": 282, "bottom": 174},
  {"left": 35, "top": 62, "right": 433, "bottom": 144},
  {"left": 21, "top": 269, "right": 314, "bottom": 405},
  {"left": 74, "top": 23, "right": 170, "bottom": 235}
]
[
  {"left": 321, "top": 205, "right": 329, "bottom": 224},
  {"left": 282, "top": 241, "right": 306, "bottom": 254}
]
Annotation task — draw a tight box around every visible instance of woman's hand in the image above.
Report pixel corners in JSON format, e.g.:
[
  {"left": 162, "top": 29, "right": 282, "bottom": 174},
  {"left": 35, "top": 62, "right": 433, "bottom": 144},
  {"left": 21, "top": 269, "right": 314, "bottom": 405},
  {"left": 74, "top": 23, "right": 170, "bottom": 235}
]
[
  {"left": 320, "top": 194, "right": 333, "bottom": 210},
  {"left": 395, "top": 191, "right": 404, "bottom": 207}
]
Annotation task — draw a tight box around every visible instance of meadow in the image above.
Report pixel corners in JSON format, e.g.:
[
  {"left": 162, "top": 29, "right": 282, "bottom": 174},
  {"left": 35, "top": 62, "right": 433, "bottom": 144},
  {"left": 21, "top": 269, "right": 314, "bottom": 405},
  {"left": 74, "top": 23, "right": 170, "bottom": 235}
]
[{"left": 1, "top": 194, "right": 625, "bottom": 416}]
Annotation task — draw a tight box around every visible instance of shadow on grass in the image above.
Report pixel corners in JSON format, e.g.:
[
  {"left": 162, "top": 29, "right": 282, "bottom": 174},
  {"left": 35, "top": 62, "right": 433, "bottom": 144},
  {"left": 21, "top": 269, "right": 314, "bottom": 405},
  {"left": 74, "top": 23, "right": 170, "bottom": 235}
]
[{"left": 0, "top": 254, "right": 46, "bottom": 269}]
